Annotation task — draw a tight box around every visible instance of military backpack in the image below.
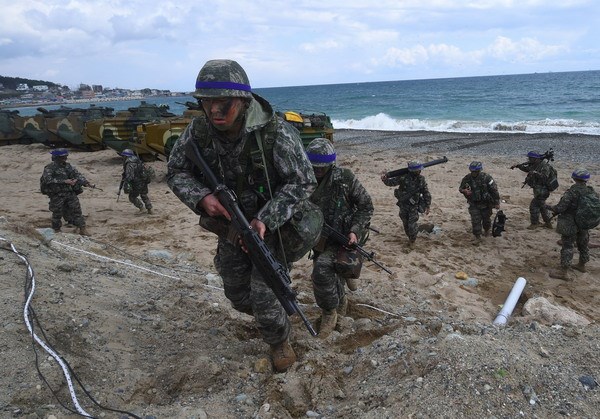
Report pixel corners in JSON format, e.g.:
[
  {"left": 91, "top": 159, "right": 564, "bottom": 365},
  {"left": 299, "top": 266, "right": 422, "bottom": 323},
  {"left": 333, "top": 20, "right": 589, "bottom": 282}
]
[{"left": 575, "top": 188, "right": 600, "bottom": 230}]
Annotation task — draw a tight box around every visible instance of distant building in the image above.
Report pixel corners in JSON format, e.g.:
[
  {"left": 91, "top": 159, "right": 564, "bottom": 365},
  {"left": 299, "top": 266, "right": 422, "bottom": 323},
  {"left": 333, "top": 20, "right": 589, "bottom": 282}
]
[
  {"left": 92, "top": 84, "right": 103, "bottom": 93},
  {"left": 32, "top": 85, "right": 48, "bottom": 92},
  {"left": 16, "top": 83, "right": 29, "bottom": 91}
]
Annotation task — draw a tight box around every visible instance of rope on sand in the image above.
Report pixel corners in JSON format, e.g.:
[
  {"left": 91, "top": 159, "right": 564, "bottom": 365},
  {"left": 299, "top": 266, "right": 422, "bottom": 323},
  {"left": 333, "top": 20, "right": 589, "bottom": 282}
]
[
  {"left": 51, "top": 239, "right": 223, "bottom": 291},
  {"left": 0, "top": 237, "right": 92, "bottom": 417}
]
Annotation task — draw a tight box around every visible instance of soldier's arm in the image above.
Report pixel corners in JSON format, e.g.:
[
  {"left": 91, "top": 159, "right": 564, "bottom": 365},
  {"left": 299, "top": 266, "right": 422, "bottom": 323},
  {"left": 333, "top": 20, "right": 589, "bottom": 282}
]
[
  {"left": 551, "top": 190, "right": 576, "bottom": 214},
  {"left": 256, "top": 122, "right": 317, "bottom": 231},
  {"left": 166, "top": 123, "right": 213, "bottom": 214},
  {"left": 422, "top": 178, "right": 432, "bottom": 207}
]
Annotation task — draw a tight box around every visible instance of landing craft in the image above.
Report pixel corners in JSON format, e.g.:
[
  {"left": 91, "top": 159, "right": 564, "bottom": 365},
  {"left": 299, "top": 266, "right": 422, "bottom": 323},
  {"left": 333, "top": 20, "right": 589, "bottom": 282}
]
[
  {"left": 280, "top": 111, "right": 334, "bottom": 147},
  {"left": 42, "top": 105, "right": 115, "bottom": 150},
  {"left": 85, "top": 101, "right": 176, "bottom": 156},
  {"left": 0, "top": 110, "right": 27, "bottom": 145}
]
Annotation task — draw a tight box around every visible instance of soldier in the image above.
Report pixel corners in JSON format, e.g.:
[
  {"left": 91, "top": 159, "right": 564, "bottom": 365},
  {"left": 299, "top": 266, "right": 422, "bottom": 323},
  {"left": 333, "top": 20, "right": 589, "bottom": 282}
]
[
  {"left": 167, "top": 59, "right": 318, "bottom": 372},
  {"left": 120, "top": 149, "right": 153, "bottom": 214},
  {"left": 40, "top": 148, "right": 91, "bottom": 235},
  {"left": 459, "top": 161, "right": 500, "bottom": 243},
  {"left": 381, "top": 160, "right": 431, "bottom": 247},
  {"left": 548, "top": 168, "right": 596, "bottom": 280},
  {"left": 306, "top": 138, "right": 373, "bottom": 338},
  {"left": 511, "top": 151, "right": 556, "bottom": 229}
]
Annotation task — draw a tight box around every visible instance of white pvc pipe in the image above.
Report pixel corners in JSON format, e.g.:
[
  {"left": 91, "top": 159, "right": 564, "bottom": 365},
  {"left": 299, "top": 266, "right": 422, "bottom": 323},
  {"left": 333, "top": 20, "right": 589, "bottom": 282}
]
[{"left": 493, "top": 276, "right": 527, "bottom": 325}]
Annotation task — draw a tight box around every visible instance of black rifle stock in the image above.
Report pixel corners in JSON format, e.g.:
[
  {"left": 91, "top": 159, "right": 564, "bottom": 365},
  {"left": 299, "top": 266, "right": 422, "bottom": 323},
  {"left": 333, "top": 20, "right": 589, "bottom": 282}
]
[
  {"left": 385, "top": 156, "right": 448, "bottom": 179},
  {"left": 322, "top": 223, "right": 393, "bottom": 276},
  {"left": 185, "top": 140, "right": 317, "bottom": 336}
]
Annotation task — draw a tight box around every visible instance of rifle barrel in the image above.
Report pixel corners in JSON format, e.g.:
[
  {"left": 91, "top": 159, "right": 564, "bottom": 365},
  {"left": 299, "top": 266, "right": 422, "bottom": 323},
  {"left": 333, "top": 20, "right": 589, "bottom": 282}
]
[{"left": 386, "top": 156, "right": 448, "bottom": 178}]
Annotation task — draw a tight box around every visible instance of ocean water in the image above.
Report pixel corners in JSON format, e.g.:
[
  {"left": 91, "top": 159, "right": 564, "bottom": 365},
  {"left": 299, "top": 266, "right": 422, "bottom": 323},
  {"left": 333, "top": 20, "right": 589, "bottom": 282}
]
[{"left": 8, "top": 70, "right": 600, "bottom": 135}]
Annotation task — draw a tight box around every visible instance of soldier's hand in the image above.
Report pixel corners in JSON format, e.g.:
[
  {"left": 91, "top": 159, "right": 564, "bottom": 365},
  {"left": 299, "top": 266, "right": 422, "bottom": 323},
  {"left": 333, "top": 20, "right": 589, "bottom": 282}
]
[
  {"left": 494, "top": 204, "right": 500, "bottom": 209},
  {"left": 199, "top": 194, "right": 231, "bottom": 220},
  {"left": 65, "top": 179, "right": 77, "bottom": 186},
  {"left": 425, "top": 207, "right": 430, "bottom": 215},
  {"left": 380, "top": 171, "right": 388, "bottom": 182},
  {"left": 510, "top": 165, "right": 516, "bottom": 170},
  {"left": 347, "top": 232, "right": 358, "bottom": 246},
  {"left": 250, "top": 218, "right": 267, "bottom": 239}
]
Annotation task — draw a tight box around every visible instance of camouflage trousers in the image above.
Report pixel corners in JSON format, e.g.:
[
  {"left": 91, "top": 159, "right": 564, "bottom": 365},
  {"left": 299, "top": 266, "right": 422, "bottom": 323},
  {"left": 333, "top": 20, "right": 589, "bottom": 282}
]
[
  {"left": 399, "top": 205, "right": 420, "bottom": 241},
  {"left": 214, "top": 237, "right": 290, "bottom": 345},
  {"left": 468, "top": 204, "right": 492, "bottom": 236},
  {"left": 311, "top": 245, "right": 345, "bottom": 311},
  {"left": 128, "top": 185, "right": 152, "bottom": 210},
  {"left": 48, "top": 193, "right": 85, "bottom": 229},
  {"left": 530, "top": 195, "right": 552, "bottom": 224},
  {"left": 560, "top": 231, "right": 590, "bottom": 268}
]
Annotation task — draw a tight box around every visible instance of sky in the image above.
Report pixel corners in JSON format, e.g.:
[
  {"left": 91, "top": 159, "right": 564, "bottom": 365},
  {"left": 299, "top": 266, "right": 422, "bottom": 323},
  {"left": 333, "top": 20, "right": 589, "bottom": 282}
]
[{"left": 1, "top": 1, "right": 599, "bottom": 92}]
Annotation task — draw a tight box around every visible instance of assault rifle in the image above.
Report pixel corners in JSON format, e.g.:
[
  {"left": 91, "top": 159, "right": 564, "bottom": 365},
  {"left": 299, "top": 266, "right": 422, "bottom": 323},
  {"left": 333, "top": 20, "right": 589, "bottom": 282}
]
[
  {"left": 117, "top": 179, "right": 125, "bottom": 202},
  {"left": 185, "top": 140, "right": 317, "bottom": 336},
  {"left": 322, "top": 223, "right": 393, "bottom": 276},
  {"left": 384, "top": 156, "right": 448, "bottom": 179},
  {"left": 510, "top": 148, "right": 555, "bottom": 170}
]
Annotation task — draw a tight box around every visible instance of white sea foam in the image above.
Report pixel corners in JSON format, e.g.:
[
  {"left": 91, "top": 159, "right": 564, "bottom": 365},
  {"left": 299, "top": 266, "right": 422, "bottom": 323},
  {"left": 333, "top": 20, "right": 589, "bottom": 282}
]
[{"left": 332, "top": 113, "right": 600, "bottom": 135}]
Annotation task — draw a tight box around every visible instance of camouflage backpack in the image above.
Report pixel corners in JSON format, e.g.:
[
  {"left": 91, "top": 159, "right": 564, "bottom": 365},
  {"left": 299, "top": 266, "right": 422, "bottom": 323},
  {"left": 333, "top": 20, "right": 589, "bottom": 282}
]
[
  {"left": 575, "top": 189, "right": 600, "bottom": 230},
  {"left": 546, "top": 165, "right": 559, "bottom": 192},
  {"left": 141, "top": 164, "right": 155, "bottom": 184}
]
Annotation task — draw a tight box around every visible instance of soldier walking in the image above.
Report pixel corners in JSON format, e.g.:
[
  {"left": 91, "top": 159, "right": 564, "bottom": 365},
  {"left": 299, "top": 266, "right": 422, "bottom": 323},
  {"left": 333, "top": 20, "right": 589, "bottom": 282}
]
[
  {"left": 40, "top": 148, "right": 91, "bottom": 235},
  {"left": 307, "top": 138, "right": 373, "bottom": 338},
  {"left": 459, "top": 161, "right": 500, "bottom": 244},
  {"left": 511, "top": 151, "right": 557, "bottom": 229},
  {"left": 548, "top": 168, "right": 597, "bottom": 280},
  {"left": 167, "top": 59, "right": 318, "bottom": 372},
  {"left": 120, "top": 149, "right": 153, "bottom": 214},
  {"left": 381, "top": 160, "right": 431, "bottom": 247}
]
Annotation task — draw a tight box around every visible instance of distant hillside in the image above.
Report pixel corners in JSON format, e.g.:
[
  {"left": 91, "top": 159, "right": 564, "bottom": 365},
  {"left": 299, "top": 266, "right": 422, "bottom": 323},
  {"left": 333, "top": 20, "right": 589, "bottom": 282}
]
[{"left": 0, "top": 75, "right": 60, "bottom": 90}]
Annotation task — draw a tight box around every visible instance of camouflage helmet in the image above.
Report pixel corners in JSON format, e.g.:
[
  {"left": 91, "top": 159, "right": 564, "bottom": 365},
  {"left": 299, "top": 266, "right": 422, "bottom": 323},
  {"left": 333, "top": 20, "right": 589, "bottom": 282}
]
[
  {"left": 527, "top": 151, "right": 543, "bottom": 159},
  {"left": 50, "top": 148, "right": 69, "bottom": 157},
  {"left": 408, "top": 160, "right": 424, "bottom": 172},
  {"left": 306, "top": 137, "right": 336, "bottom": 167},
  {"left": 469, "top": 161, "right": 483, "bottom": 171},
  {"left": 121, "top": 149, "right": 135, "bottom": 157},
  {"left": 193, "top": 59, "right": 252, "bottom": 99},
  {"left": 571, "top": 168, "right": 590, "bottom": 181}
]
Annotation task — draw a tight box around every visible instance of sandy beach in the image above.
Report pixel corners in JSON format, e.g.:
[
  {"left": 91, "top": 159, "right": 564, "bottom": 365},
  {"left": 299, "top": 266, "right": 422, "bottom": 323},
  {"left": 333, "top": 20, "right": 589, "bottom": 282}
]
[{"left": 1, "top": 129, "right": 599, "bottom": 418}]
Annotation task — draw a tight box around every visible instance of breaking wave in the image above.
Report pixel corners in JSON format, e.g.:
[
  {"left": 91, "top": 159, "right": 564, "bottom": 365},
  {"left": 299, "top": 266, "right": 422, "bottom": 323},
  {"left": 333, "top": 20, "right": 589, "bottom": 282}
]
[{"left": 332, "top": 113, "right": 600, "bottom": 135}]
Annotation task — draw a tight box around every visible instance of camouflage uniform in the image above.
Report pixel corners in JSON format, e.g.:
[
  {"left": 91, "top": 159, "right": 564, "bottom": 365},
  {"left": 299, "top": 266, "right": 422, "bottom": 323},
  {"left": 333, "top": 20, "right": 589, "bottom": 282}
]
[
  {"left": 459, "top": 170, "right": 500, "bottom": 237},
  {"left": 515, "top": 160, "right": 554, "bottom": 225},
  {"left": 551, "top": 182, "right": 593, "bottom": 269},
  {"left": 167, "top": 94, "right": 316, "bottom": 345},
  {"left": 122, "top": 155, "right": 152, "bottom": 211},
  {"left": 310, "top": 166, "right": 373, "bottom": 310},
  {"left": 383, "top": 172, "right": 431, "bottom": 242},
  {"left": 41, "top": 159, "right": 88, "bottom": 230}
]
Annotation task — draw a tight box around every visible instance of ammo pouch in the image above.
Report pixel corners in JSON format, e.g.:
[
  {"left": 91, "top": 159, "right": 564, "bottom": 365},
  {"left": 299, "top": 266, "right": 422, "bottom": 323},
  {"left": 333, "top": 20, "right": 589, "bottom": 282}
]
[
  {"left": 334, "top": 246, "right": 363, "bottom": 279},
  {"left": 277, "top": 199, "right": 324, "bottom": 262}
]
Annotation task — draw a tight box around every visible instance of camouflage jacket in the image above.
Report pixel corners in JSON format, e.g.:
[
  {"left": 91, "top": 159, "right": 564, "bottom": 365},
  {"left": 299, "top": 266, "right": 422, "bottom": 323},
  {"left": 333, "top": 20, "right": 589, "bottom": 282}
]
[
  {"left": 122, "top": 156, "right": 146, "bottom": 187},
  {"left": 383, "top": 172, "right": 431, "bottom": 209},
  {"left": 516, "top": 160, "right": 554, "bottom": 196},
  {"left": 310, "top": 166, "right": 373, "bottom": 241},
  {"left": 459, "top": 172, "right": 500, "bottom": 207},
  {"left": 167, "top": 93, "right": 317, "bottom": 232},
  {"left": 41, "top": 161, "right": 88, "bottom": 195},
  {"left": 552, "top": 183, "right": 594, "bottom": 235}
]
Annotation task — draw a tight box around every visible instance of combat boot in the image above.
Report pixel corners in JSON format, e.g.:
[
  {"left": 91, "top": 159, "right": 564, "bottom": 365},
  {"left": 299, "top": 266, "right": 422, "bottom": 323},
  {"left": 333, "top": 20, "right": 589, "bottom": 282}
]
[
  {"left": 147, "top": 208, "right": 153, "bottom": 214},
  {"left": 527, "top": 223, "right": 539, "bottom": 230},
  {"left": 484, "top": 229, "right": 490, "bottom": 237},
  {"left": 573, "top": 262, "right": 587, "bottom": 273},
  {"left": 79, "top": 227, "right": 89, "bottom": 236},
  {"left": 138, "top": 206, "right": 145, "bottom": 213},
  {"left": 472, "top": 234, "right": 482, "bottom": 245},
  {"left": 345, "top": 277, "right": 358, "bottom": 291},
  {"left": 337, "top": 295, "right": 348, "bottom": 317},
  {"left": 270, "top": 339, "right": 296, "bottom": 372},
  {"left": 319, "top": 309, "right": 338, "bottom": 339},
  {"left": 543, "top": 221, "right": 553, "bottom": 229},
  {"left": 53, "top": 227, "right": 61, "bottom": 233},
  {"left": 549, "top": 267, "right": 570, "bottom": 281}
]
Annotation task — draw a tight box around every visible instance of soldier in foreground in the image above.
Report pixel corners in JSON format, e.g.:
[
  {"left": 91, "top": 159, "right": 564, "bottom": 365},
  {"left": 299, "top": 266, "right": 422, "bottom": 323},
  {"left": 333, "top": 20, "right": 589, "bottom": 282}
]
[
  {"left": 120, "top": 149, "right": 153, "bottom": 214},
  {"left": 381, "top": 160, "right": 431, "bottom": 247},
  {"left": 306, "top": 138, "right": 373, "bottom": 338},
  {"left": 459, "top": 161, "right": 501, "bottom": 244},
  {"left": 166, "top": 59, "right": 318, "bottom": 372},
  {"left": 511, "top": 150, "right": 557, "bottom": 229},
  {"left": 40, "top": 148, "right": 91, "bottom": 235},
  {"left": 548, "top": 168, "right": 598, "bottom": 280}
]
